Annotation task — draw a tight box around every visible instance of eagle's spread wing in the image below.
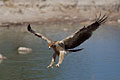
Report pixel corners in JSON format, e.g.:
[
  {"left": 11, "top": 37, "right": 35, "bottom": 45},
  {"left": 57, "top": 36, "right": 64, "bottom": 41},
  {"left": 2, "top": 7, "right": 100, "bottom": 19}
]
[
  {"left": 27, "top": 24, "right": 52, "bottom": 44},
  {"left": 62, "top": 14, "right": 108, "bottom": 49}
]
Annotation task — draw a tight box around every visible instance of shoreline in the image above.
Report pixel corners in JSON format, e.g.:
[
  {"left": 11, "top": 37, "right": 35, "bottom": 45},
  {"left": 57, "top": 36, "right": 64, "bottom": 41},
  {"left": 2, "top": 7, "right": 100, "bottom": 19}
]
[
  {"left": 0, "top": 15, "right": 120, "bottom": 27},
  {"left": 0, "top": 1, "right": 120, "bottom": 27}
]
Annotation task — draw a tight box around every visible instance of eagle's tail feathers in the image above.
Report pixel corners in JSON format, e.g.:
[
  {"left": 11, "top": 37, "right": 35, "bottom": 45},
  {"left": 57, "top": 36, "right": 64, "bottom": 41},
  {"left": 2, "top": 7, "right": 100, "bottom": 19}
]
[{"left": 67, "top": 48, "right": 84, "bottom": 53}]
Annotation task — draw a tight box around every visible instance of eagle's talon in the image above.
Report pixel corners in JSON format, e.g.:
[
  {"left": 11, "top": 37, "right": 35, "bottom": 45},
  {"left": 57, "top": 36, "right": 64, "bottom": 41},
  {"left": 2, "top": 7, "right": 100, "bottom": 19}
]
[
  {"left": 56, "top": 64, "right": 60, "bottom": 67},
  {"left": 47, "top": 65, "right": 53, "bottom": 68}
]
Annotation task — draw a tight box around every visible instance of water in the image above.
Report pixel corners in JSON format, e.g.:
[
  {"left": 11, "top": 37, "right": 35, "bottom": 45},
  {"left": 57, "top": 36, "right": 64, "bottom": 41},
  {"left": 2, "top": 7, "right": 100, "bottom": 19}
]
[{"left": 0, "top": 24, "right": 120, "bottom": 80}]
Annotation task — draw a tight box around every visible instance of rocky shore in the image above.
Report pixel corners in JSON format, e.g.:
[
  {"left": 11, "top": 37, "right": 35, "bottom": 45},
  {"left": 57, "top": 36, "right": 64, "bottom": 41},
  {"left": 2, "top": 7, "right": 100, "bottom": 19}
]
[{"left": 0, "top": 0, "right": 120, "bottom": 27}]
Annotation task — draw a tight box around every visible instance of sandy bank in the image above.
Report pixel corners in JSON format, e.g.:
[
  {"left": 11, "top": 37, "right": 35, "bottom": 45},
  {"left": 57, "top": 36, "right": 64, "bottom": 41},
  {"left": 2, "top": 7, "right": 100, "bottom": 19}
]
[{"left": 0, "top": 0, "right": 120, "bottom": 27}]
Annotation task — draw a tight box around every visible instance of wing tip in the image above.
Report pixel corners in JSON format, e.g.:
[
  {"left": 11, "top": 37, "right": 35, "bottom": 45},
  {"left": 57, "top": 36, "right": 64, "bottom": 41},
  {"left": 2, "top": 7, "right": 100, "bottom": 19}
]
[
  {"left": 27, "top": 24, "right": 31, "bottom": 31},
  {"left": 96, "top": 13, "right": 109, "bottom": 24}
]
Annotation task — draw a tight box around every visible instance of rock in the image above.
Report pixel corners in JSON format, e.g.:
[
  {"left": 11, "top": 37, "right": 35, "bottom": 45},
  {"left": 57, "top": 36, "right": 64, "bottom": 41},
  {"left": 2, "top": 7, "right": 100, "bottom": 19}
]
[
  {"left": 0, "top": 54, "right": 7, "bottom": 60},
  {"left": 72, "top": 16, "right": 78, "bottom": 19},
  {"left": 117, "top": 19, "right": 120, "bottom": 23},
  {"left": 63, "top": 28, "right": 68, "bottom": 31},
  {"left": 64, "top": 17, "right": 70, "bottom": 20},
  {"left": 18, "top": 47, "right": 32, "bottom": 54}
]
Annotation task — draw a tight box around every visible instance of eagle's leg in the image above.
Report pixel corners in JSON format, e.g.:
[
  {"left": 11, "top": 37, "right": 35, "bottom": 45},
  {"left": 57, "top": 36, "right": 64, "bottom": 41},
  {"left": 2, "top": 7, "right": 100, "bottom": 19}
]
[
  {"left": 47, "top": 53, "right": 57, "bottom": 68},
  {"left": 56, "top": 51, "right": 65, "bottom": 67}
]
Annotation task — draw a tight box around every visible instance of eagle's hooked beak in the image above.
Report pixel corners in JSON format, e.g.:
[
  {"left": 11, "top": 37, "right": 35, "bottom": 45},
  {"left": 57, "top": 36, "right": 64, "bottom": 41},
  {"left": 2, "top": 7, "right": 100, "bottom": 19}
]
[{"left": 49, "top": 46, "right": 51, "bottom": 49}]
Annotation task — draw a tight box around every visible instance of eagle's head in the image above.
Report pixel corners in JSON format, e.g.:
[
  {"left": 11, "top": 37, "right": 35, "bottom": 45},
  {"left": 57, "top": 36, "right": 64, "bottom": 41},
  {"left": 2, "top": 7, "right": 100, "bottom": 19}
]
[{"left": 48, "top": 41, "right": 56, "bottom": 49}]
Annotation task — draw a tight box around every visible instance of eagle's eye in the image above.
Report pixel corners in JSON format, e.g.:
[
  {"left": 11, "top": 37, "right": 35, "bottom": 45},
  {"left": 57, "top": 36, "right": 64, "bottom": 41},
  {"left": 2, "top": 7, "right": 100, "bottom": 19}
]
[
  {"left": 52, "top": 45, "right": 56, "bottom": 47},
  {"left": 48, "top": 44, "right": 56, "bottom": 49}
]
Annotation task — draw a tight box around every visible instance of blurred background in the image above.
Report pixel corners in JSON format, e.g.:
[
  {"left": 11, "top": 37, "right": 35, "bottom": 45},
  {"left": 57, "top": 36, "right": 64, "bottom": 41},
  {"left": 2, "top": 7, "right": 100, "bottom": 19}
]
[
  {"left": 0, "top": 0, "right": 120, "bottom": 80},
  {"left": 0, "top": 0, "right": 120, "bottom": 26}
]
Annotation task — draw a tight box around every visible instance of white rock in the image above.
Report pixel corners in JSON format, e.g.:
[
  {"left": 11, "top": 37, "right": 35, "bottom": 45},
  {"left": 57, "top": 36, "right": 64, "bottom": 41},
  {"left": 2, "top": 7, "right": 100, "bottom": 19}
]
[
  {"left": 18, "top": 47, "right": 32, "bottom": 54},
  {"left": 0, "top": 54, "right": 7, "bottom": 60},
  {"left": 63, "top": 28, "right": 68, "bottom": 31},
  {"left": 117, "top": 19, "right": 120, "bottom": 23},
  {"left": 64, "top": 17, "right": 70, "bottom": 20},
  {"left": 73, "top": 16, "right": 78, "bottom": 19}
]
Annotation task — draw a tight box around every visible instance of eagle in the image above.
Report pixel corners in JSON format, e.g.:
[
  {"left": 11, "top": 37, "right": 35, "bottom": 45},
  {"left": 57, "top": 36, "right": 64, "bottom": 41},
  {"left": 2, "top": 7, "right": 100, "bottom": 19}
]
[{"left": 27, "top": 14, "right": 108, "bottom": 68}]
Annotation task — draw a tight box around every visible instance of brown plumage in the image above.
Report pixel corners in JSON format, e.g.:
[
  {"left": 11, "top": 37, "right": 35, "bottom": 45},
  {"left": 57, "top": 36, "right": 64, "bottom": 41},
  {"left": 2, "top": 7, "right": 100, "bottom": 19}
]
[
  {"left": 63, "top": 14, "right": 108, "bottom": 49},
  {"left": 27, "top": 14, "right": 108, "bottom": 68}
]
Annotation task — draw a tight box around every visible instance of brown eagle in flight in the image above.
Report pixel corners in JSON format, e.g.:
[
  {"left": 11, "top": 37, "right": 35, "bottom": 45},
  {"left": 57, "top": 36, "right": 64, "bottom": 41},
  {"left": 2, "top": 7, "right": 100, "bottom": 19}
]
[{"left": 27, "top": 14, "right": 108, "bottom": 68}]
